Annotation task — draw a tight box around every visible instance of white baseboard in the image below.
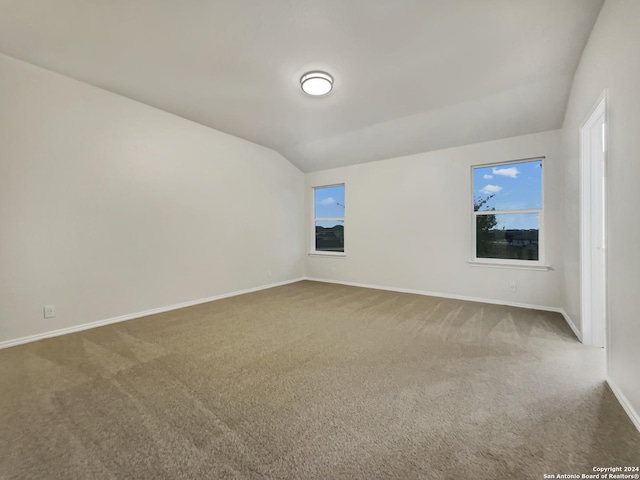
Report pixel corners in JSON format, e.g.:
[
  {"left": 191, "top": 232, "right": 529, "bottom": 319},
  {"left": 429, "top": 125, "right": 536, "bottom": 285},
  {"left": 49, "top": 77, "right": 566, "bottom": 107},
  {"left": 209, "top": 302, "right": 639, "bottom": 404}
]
[
  {"left": 606, "top": 377, "right": 640, "bottom": 433},
  {"left": 0, "top": 278, "right": 305, "bottom": 350},
  {"left": 304, "top": 277, "right": 580, "bottom": 336},
  {"left": 557, "top": 308, "right": 582, "bottom": 342},
  {"left": 0, "top": 276, "right": 581, "bottom": 349}
]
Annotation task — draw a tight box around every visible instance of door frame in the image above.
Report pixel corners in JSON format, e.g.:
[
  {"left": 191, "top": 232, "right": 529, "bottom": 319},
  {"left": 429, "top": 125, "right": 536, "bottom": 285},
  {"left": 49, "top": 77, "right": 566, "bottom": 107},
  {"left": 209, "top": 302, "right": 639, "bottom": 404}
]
[{"left": 580, "top": 92, "right": 608, "bottom": 349}]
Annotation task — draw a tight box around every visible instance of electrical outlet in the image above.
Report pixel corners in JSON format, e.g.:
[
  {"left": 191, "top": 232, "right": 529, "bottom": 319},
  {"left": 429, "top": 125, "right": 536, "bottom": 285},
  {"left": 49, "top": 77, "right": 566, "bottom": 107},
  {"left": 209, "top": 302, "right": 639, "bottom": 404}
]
[
  {"left": 44, "top": 305, "right": 56, "bottom": 318},
  {"left": 509, "top": 282, "right": 517, "bottom": 292},
  {"left": 268, "top": 269, "right": 272, "bottom": 278}
]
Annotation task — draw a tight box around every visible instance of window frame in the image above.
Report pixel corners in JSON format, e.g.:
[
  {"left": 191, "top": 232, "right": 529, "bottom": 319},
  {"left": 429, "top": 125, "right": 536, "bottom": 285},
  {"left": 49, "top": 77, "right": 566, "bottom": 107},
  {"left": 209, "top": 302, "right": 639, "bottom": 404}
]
[
  {"left": 470, "top": 157, "right": 547, "bottom": 269},
  {"left": 310, "top": 183, "right": 346, "bottom": 257}
]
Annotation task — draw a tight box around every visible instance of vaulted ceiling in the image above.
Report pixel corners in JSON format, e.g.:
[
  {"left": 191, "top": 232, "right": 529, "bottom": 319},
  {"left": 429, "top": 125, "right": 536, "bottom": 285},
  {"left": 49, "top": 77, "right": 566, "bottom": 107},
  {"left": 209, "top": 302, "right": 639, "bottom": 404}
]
[{"left": 0, "top": 0, "right": 603, "bottom": 172}]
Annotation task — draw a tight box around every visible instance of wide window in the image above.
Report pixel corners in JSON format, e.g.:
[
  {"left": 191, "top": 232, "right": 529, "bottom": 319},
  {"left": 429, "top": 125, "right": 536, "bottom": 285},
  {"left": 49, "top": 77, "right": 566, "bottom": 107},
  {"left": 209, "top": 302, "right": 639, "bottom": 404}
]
[
  {"left": 313, "top": 184, "right": 345, "bottom": 254},
  {"left": 472, "top": 158, "right": 543, "bottom": 263}
]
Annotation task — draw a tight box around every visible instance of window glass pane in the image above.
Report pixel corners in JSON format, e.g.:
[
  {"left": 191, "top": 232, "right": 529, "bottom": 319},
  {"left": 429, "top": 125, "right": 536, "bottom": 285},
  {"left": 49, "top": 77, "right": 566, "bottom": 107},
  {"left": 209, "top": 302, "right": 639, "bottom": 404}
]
[
  {"left": 315, "top": 185, "right": 345, "bottom": 218},
  {"left": 476, "top": 213, "right": 539, "bottom": 261},
  {"left": 315, "top": 220, "right": 344, "bottom": 252},
  {"left": 473, "top": 160, "right": 542, "bottom": 211}
]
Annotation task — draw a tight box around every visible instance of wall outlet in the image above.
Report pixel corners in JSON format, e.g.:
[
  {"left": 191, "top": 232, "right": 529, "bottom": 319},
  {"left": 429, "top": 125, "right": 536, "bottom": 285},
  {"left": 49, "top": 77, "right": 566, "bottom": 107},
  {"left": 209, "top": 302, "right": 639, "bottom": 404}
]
[
  {"left": 44, "top": 305, "right": 56, "bottom": 318},
  {"left": 509, "top": 282, "right": 517, "bottom": 292},
  {"left": 267, "top": 269, "right": 272, "bottom": 278}
]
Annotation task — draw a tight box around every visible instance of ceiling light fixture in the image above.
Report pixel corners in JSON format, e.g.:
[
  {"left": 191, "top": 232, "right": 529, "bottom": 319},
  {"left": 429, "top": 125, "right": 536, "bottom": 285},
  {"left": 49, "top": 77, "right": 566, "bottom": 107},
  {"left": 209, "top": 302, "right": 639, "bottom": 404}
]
[{"left": 300, "top": 71, "right": 333, "bottom": 96}]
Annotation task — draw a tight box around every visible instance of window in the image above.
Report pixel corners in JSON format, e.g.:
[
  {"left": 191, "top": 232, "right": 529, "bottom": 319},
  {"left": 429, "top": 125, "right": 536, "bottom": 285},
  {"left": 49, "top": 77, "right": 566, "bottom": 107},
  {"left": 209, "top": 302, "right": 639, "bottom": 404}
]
[
  {"left": 313, "top": 184, "right": 345, "bottom": 254},
  {"left": 472, "top": 158, "right": 543, "bottom": 264}
]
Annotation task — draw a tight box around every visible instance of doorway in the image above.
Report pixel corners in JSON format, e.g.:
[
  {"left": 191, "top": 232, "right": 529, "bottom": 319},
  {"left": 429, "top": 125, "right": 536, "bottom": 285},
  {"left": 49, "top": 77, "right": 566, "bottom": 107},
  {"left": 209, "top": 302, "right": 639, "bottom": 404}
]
[{"left": 580, "top": 96, "right": 607, "bottom": 348}]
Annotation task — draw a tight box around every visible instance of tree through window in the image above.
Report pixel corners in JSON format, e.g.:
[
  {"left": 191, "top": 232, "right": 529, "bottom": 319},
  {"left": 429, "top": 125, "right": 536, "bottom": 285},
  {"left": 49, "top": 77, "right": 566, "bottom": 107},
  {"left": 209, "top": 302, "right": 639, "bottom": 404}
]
[{"left": 472, "top": 159, "right": 543, "bottom": 262}]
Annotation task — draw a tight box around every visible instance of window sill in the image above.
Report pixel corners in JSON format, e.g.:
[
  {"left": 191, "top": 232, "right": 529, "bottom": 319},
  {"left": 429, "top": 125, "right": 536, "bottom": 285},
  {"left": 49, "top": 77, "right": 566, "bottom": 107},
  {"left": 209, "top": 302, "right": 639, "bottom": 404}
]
[
  {"left": 467, "top": 260, "right": 552, "bottom": 271},
  {"left": 308, "top": 252, "right": 346, "bottom": 258}
]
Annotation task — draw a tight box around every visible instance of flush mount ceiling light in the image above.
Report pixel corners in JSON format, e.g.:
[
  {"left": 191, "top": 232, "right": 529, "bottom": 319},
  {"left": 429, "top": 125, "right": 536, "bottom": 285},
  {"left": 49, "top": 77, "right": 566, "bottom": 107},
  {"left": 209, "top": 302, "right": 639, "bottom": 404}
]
[{"left": 300, "top": 71, "right": 333, "bottom": 96}]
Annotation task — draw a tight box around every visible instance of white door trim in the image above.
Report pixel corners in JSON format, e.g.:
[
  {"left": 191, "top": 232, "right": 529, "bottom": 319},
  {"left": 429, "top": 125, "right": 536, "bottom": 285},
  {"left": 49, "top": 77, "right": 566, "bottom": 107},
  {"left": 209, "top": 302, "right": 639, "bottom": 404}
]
[{"left": 580, "top": 93, "right": 607, "bottom": 348}]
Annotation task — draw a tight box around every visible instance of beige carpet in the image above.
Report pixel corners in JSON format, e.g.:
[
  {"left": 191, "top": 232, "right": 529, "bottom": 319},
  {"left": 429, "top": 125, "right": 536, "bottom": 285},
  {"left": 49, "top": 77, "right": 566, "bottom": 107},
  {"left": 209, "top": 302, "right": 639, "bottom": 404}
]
[{"left": 0, "top": 281, "right": 638, "bottom": 479}]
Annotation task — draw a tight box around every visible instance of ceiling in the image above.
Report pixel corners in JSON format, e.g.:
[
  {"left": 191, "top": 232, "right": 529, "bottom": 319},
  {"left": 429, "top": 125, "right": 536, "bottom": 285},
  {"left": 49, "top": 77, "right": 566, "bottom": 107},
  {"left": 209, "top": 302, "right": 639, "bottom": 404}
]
[{"left": 0, "top": 0, "right": 604, "bottom": 172}]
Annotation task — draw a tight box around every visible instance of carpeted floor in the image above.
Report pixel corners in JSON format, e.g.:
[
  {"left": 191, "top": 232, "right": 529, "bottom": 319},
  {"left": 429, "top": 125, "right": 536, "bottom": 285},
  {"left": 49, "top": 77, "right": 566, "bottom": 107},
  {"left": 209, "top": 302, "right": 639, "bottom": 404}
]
[{"left": 0, "top": 280, "right": 638, "bottom": 479}]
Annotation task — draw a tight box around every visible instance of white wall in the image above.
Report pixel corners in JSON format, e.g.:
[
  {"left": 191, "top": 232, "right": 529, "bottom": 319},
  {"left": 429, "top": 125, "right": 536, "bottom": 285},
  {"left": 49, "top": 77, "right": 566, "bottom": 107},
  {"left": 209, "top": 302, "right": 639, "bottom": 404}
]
[
  {"left": 0, "top": 53, "right": 304, "bottom": 344},
  {"left": 306, "top": 130, "right": 563, "bottom": 309},
  {"left": 561, "top": 0, "right": 640, "bottom": 421}
]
